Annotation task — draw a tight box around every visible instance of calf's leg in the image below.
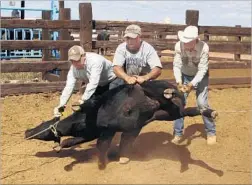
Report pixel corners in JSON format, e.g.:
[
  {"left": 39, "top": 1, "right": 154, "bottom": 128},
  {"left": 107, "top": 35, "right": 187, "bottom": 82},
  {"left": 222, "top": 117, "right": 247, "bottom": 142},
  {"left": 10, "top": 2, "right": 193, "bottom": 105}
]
[
  {"left": 119, "top": 127, "right": 142, "bottom": 163},
  {"left": 96, "top": 129, "right": 116, "bottom": 170},
  {"left": 183, "top": 107, "right": 218, "bottom": 119},
  {"left": 60, "top": 137, "right": 92, "bottom": 149}
]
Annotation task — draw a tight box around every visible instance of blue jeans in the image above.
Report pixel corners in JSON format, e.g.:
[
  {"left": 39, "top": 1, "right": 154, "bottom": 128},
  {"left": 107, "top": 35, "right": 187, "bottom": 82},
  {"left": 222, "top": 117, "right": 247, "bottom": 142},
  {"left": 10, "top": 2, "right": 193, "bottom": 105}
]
[
  {"left": 173, "top": 73, "right": 216, "bottom": 136},
  {"left": 109, "top": 78, "right": 125, "bottom": 90}
]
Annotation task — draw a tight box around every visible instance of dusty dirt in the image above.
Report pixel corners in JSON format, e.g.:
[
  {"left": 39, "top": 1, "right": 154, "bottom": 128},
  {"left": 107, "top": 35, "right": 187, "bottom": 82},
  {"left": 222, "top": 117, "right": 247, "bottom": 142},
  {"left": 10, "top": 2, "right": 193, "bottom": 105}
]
[{"left": 1, "top": 86, "right": 251, "bottom": 184}]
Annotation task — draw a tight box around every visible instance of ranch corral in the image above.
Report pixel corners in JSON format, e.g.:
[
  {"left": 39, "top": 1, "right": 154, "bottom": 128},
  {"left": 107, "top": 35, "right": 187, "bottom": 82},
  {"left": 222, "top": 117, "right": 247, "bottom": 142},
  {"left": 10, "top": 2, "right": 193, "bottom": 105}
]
[
  {"left": 1, "top": 88, "right": 251, "bottom": 184},
  {"left": 0, "top": 2, "right": 251, "bottom": 184}
]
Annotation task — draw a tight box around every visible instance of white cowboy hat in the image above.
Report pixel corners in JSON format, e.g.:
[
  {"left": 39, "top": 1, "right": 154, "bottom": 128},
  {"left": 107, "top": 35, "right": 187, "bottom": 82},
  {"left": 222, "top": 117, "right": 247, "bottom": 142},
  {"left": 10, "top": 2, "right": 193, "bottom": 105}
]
[{"left": 178, "top": 25, "right": 199, "bottom": 43}]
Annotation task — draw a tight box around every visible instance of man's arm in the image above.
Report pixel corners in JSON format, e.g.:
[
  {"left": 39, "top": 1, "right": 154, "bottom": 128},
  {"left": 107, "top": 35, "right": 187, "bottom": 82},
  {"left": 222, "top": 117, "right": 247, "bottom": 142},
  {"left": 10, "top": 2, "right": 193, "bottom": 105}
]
[
  {"left": 59, "top": 65, "right": 77, "bottom": 107},
  {"left": 113, "top": 44, "right": 136, "bottom": 84},
  {"left": 135, "top": 45, "right": 162, "bottom": 83},
  {"left": 113, "top": 65, "right": 136, "bottom": 84},
  {"left": 173, "top": 42, "right": 183, "bottom": 84},
  {"left": 141, "top": 67, "right": 162, "bottom": 81},
  {"left": 81, "top": 61, "right": 103, "bottom": 101},
  {"left": 190, "top": 44, "right": 209, "bottom": 86}
]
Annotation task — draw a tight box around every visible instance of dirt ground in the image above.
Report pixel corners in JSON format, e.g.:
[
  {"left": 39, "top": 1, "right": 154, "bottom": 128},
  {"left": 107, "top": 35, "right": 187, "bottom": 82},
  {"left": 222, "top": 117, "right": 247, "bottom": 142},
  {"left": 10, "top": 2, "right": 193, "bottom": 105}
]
[{"left": 1, "top": 86, "right": 251, "bottom": 184}]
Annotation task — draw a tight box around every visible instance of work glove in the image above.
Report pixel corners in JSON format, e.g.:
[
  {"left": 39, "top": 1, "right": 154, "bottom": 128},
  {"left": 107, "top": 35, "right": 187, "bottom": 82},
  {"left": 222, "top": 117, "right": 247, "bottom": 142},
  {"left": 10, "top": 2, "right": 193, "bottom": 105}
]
[{"left": 53, "top": 105, "right": 65, "bottom": 117}]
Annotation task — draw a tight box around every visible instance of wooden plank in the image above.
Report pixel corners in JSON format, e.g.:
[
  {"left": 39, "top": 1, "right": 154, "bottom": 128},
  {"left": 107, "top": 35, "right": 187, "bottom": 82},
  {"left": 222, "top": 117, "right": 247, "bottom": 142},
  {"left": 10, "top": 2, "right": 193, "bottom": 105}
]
[
  {"left": 0, "top": 16, "right": 21, "bottom": 20},
  {"left": 161, "top": 61, "right": 251, "bottom": 69},
  {"left": 208, "top": 84, "right": 251, "bottom": 89},
  {"left": 1, "top": 81, "right": 82, "bottom": 97},
  {"left": 162, "top": 77, "right": 251, "bottom": 86},
  {"left": 199, "top": 26, "right": 251, "bottom": 36},
  {"left": 79, "top": 3, "right": 93, "bottom": 51},
  {"left": 208, "top": 41, "right": 251, "bottom": 54},
  {"left": 1, "top": 19, "right": 80, "bottom": 29},
  {"left": 94, "top": 20, "right": 186, "bottom": 32},
  {"left": 2, "top": 19, "right": 250, "bottom": 36},
  {"left": 185, "top": 10, "right": 199, "bottom": 26},
  {"left": 94, "top": 20, "right": 251, "bottom": 36},
  {"left": 1, "top": 77, "right": 250, "bottom": 97},
  {"left": 1, "top": 61, "right": 71, "bottom": 73},
  {"left": 93, "top": 40, "right": 251, "bottom": 54},
  {"left": 1, "top": 40, "right": 80, "bottom": 50},
  {"left": 1, "top": 82, "right": 66, "bottom": 97}
]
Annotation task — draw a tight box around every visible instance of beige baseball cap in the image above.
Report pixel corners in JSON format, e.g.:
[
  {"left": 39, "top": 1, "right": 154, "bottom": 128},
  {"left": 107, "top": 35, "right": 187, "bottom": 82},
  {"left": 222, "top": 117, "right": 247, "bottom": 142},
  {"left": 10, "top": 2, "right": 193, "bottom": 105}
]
[
  {"left": 124, "top": 24, "right": 141, "bottom": 38},
  {"left": 68, "top": 45, "right": 85, "bottom": 61}
]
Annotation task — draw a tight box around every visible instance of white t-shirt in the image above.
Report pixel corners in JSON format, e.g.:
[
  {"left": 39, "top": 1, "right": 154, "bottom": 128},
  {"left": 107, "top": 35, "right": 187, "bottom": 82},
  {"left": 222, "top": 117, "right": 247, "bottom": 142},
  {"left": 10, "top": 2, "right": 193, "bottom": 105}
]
[
  {"left": 113, "top": 41, "right": 162, "bottom": 76},
  {"left": 59, "top": 52, "right": 116, "bottom": 106}
]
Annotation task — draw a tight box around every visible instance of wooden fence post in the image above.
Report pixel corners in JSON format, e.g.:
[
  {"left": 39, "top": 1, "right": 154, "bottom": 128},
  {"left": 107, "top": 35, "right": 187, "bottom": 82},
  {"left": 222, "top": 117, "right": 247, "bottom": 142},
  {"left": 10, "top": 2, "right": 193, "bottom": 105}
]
[
  {"left": 79, "top": 3, "right": 92, "bottom": 51},
  {"left": 204, "top": 31, "right": 210, "bottom": 42},
  {"left": 42, "top": 11, "right": 51, "bottom": 61},
  {"left": 234, "top": 25, "right": 241, "bottom": 61},
  {"left": 21, "top": 1, "right": 25, "bottom": 19},
  {"left": 185, "top": 10, "right": 199, "bottom": 26},
  {"left": 59, "top": 0, "right": 64, "bottom": 9},
  {"left": 59, "top": 8, "right": 71, "bottom": 81},
  {"left": 41, "top": 11, "right": 51, "bottom": 81},
  {"left": 185, "top": 10, "right": 199, "bottom": 41}
]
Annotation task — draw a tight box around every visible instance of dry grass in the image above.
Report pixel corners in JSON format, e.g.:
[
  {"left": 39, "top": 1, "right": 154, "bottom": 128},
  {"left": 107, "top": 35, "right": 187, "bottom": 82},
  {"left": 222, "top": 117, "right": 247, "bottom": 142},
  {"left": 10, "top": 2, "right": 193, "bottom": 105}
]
[
  {"left": 1, "top": 58, "right": 43, "bottom": 83},
  {"left": 0, "top": 72, "right": 42, "bottom": 83}
]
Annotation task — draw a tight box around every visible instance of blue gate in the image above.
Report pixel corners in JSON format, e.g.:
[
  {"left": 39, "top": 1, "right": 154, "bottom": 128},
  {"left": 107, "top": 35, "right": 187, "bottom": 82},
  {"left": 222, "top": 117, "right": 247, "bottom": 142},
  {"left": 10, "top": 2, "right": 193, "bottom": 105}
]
[{"left": 0, "top": 0, "right": 60, "bottom": 60}]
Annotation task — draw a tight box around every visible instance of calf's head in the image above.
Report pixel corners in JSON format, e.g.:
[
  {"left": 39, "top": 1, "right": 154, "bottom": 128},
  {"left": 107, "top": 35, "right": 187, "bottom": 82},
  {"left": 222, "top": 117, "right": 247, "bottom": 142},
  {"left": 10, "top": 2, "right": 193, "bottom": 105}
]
[{"left": 25, "top": 117, "right": 60, "bottom": 143}]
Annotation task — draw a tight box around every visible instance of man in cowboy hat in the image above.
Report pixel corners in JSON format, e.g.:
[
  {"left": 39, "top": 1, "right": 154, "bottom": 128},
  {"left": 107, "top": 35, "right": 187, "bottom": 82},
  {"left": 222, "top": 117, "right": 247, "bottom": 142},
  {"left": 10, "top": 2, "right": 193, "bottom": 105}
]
[
  {"left": 172, "top": 25, "right": 217, "bottom": 145},
  {"left": 53, "top": 45, "right": 117, "bottom": 117},
  {"left": 111, "top": 24, "right": 163, "bottom": 164}
]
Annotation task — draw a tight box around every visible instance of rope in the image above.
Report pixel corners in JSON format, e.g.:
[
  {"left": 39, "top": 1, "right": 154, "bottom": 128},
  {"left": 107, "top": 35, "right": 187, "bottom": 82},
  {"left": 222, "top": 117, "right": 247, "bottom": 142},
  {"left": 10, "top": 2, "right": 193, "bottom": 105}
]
[
  {"left": 1, "top": 120, "right": 60, "bottom": 155},
  {"left": 25, "top": 120, "right": 60, "bottom": 140}
]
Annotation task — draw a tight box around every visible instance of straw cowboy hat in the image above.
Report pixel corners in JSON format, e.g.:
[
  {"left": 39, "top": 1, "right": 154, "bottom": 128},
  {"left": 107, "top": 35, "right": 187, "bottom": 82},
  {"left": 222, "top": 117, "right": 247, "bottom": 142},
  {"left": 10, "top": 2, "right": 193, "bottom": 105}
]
[{"left": 178, "top": 25, "right": 199, "bottom": 43}]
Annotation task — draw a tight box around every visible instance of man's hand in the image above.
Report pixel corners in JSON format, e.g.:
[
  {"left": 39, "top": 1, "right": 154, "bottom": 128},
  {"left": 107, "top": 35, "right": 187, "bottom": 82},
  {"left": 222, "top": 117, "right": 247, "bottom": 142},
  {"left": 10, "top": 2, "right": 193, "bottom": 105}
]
[
  {"left": 183, "top": 83, "right": 194, "bottom": 93},
  {"left": 53, "top": 105, "right": 65, "bottom": 117},
  {"left": 78, "top": 99, "right": 84, "bottom": 105},
  {"left": 125, "top": 76, "right": 137, "bottom": 84},
  {"left": 133, "top": 75, "right": 148, "bottom": 84},
  {"left": 177, "top": 82, "right": 185, "bottom": 92}
]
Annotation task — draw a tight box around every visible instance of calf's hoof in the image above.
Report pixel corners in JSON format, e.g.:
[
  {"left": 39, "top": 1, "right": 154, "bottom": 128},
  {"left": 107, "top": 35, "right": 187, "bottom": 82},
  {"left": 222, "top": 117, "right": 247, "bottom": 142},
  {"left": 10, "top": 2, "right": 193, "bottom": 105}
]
[
  {"left": 53, "top": 144, "right": 62, "bottom": 153},
  {"left": 200, "top": 109, "right": 218, "bottom": 119},
  {"left": 98, "top": 161, "right": 106, "bottom": 170},
  {"left": 118, "top": 157, "right": 130, "bottom": 164},
  {"left": 211, "top": 111, "right": 218, "bottom": 119},
  {"left": 98, "top": 156, "right": 107, "bottom": 170}
]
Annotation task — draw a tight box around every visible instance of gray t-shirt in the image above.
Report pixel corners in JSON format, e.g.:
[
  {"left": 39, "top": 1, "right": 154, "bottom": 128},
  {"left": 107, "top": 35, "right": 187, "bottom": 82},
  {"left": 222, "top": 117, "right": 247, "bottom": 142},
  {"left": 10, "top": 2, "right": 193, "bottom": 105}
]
[{"left": 113, "top": 41, "right": 162, "bottom": 75}]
